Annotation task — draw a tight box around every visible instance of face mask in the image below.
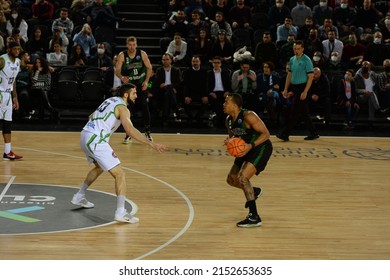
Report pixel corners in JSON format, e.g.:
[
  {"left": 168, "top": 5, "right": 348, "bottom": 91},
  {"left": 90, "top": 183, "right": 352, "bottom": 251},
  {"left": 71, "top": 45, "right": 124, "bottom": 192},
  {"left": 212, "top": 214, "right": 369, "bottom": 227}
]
[
  {"left": 384, "top": 66, "right": 390, "bottom": 73},
  {"left": 313, "top": 56, "right": 321, "bottom": 62},
  {"left": 11, "top": 14, "right": 18, "bottom": 19},
  {"left": 297, "top": 3, "right": 304, "bottom": 8},
  {"left": 340, "top": 3, "right": 348, "bottom": 9},
  {"left": 331, "top": 55, "right": 338, "bottom": 62},
  {"left": 309, "top": 34, "right": 316, "bottom": 40},
  {"left": 349, "top": 39, "right": 356, "bottom": 44},
  {"left": 361, "top": 66, "right": 369, "bottom": 73},
  {"left": 385, "top": 19, "right": 390, "bottom": 25},
  {"left": 319, "top": 2, "right": 327, "bottom": 7},
  {"left": 344, "top": 75, "right": 350, "bottom": 81},
  {"left": 97, "top": 49, "right": 105, "bottom": 55},
  {"left": 276, "top": 3, "right": 283, "bottom": 8},
  {"left": 373, "top": 38, "right": 382, "bottom": 44}
]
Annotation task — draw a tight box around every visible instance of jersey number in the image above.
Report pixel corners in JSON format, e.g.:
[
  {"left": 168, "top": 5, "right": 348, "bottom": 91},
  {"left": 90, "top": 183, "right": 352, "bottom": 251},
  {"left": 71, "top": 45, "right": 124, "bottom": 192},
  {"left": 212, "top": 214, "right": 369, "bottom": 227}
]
[{"left": 97, "top": 100, "right": 110, "bottom": 112}]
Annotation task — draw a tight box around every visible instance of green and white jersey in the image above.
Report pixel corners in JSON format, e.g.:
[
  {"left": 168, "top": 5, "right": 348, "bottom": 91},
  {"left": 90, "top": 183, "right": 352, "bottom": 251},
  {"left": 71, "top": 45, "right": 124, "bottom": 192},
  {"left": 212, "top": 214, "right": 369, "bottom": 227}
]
[
  {"left": 83, "top": 96, "right": 127, "bottom": 141},
  {"left": 0, "top": 53, "right": 20, "bottom": 93}
]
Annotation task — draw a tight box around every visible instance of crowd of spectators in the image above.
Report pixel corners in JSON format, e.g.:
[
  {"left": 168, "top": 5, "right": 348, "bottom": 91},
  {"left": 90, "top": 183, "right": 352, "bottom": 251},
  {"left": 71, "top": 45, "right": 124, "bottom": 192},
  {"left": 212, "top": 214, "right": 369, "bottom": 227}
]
[{"left": 153, "top": 0, "right": 390, "bottom": 128}]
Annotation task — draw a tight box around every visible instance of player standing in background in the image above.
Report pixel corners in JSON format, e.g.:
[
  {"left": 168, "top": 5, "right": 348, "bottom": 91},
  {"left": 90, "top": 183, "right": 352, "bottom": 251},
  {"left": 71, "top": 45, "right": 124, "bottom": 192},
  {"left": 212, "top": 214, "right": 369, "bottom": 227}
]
[
  {"left": 0, "top": 41, "right": 23, "bottom": 160},
  {"left": 71, "top": 83, "right": 167, "bottom": 223},
  {"left": 115, "top": 36, "right": 153, "bottom": 143},
  {"left": 223, "top": 93, "right": 273, "bottom": 227}
]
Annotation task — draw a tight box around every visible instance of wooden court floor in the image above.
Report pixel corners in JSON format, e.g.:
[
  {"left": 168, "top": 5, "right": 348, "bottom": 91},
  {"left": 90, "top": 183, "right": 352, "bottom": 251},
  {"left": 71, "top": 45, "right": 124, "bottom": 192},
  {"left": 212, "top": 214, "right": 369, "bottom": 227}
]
[{"left": 1, "top": 132, "right": 389, "bottom": 260}]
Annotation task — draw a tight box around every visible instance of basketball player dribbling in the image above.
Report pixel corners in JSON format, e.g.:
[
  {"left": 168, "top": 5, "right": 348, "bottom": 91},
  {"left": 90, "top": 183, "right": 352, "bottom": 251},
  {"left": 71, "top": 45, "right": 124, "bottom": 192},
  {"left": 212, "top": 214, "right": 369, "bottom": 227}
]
[{"left": 223, "top": 93, "right": 273, "bottom": 227}]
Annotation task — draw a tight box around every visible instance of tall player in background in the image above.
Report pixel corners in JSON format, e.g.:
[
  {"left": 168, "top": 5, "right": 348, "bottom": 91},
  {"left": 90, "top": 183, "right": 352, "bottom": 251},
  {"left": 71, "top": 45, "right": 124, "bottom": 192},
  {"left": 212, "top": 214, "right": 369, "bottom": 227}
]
[
  {"left": 0, "top": 41, "right": 23, "bottom": 160},
  {"left": 115, "top": 36, "right": 153, "bottom": 143},
  {"left": 71, "top": 83, "right": 167, "bottom": 223}
]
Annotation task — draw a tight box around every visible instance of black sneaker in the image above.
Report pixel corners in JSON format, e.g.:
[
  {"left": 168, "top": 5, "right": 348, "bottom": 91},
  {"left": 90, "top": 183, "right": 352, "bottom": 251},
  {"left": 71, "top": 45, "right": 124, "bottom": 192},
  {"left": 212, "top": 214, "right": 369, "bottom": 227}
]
[
  {"left": 254, "top": 187, "right": 263, "bottom": 200},
  {"left": 144, "top": 131, "right": 153, "bottom": 141},
  {"left": 304, "top": 134, "right": 320, "bottom": 140},
  {"left": 276, "top": 134, "right": 289, "bottom": 141},
  {"left": 236, "top": 213, "right": 262, "bottom": 228}
]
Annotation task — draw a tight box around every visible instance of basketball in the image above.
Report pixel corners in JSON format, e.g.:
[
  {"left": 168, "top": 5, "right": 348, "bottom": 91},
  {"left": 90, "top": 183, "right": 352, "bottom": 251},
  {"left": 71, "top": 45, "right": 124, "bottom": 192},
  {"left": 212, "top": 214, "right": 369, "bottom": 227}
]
[{"left": 226, "top": 138, "right": 247, "bottom": 157}]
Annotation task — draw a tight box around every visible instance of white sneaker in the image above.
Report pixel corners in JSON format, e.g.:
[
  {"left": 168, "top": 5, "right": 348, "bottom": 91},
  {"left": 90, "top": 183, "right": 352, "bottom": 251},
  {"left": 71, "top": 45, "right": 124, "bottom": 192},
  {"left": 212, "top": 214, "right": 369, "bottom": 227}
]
[
  {"left": 71, "top": 195, "right": 94, "bottom": 208},
  {"left": 122, "top": 136, "right": 132, "bottom": 144},
  {"left": 115, "top": 211, "right": 139, "bottom": 223}
]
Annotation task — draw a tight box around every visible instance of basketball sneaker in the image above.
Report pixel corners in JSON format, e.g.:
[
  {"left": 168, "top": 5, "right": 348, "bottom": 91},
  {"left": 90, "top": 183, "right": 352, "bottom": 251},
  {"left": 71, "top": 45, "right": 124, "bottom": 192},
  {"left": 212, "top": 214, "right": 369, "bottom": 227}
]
[
  {"left": 115, "top": 211, "right": 139, "bottom": 223},
  {"left": 122, "top": 135, "right": 132, "bottom": 144},
  {"left": 254, "top": 187, "right": 263, "bottom": 200},
  {"left": 236, "top": 213, "right": 262, "bottom": 228},
  {"left": 144, "top": 131, "right": 153, "bottom": 141},
  {"left": 3, "top": 151, "right": 23, "bottom": 160},
  {"left": 71, "top": 195, "right": 94, "bottom": 208}
]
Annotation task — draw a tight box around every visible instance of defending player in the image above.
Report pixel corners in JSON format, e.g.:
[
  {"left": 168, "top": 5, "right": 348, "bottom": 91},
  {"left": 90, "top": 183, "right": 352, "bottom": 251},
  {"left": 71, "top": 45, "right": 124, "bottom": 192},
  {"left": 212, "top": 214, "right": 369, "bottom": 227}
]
[
  {"left": 71, "top": 83, "right": 167, "bottom": 223},
  {"left": 223, "top": 93, "right": 273, "bottom": 227}
]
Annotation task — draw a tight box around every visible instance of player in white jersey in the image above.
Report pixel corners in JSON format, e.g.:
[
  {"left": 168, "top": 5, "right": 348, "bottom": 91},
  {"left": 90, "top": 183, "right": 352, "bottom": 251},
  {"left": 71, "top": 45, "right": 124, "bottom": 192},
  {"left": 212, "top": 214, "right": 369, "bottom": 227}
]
[
  {"left": 0, "top": 41, "right": 23, "bottom": 160},
  {"left": 71, "top": 83, "right": 167, "bottom": 223}
]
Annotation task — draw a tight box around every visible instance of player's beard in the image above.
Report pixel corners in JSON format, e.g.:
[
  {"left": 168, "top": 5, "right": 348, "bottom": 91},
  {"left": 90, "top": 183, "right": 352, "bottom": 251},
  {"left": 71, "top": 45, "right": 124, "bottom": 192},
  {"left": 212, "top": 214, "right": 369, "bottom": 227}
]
[{"left": 127, "top": 96, "right": 135, "bottom": 106}]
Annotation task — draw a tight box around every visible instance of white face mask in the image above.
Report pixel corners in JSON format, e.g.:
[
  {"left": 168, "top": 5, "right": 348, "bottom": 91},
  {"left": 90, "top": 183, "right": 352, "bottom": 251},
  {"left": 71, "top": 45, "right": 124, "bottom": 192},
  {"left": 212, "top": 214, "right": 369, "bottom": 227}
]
[
  {"left": 373, "top": 38, "right": 382, "bottom": 44},
  {"left": 313, "top": 56, "right": 321, "bottom": 62},
  {"left": 11, "top": 14, "right": 18, "bottom": 19},
  {"left": 319, "top": 2, "right": 327, "bottom": 7},
  {"left": 385, "top": 19, "right": 390, "bottom": 25},
  {"left": 331, "top": 55, "right": 338, "bottom": 62},
  {"left": 340, "top": 3, "right": 348, "bottom": 9},
  {"left": 97, "top": 49, "right": 105, "bottom": 55}
]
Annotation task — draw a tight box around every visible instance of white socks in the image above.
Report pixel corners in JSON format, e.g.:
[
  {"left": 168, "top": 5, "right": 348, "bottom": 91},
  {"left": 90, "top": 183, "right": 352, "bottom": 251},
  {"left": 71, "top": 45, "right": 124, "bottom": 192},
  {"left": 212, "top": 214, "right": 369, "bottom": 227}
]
[
  {"left": 116, "top": 195, "right": 126, "bottom": 214},
  {"left": 4, "top": 143, "right": 11, "bottom": 154}
]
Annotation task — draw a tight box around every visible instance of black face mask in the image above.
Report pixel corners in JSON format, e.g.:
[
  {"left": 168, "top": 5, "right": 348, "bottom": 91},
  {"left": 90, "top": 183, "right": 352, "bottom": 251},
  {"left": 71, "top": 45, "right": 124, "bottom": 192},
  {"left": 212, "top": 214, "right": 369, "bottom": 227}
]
[
  {"left": 384, "top": 66, "right": 390, "bottom": 73},
  {"left": 361, "top": 67, "right": 369, "bottom": 73}
]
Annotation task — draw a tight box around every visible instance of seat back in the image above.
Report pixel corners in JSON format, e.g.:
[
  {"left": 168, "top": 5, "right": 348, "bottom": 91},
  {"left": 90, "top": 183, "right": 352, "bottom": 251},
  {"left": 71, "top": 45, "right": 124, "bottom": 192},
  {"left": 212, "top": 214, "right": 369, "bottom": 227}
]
[{"left": 81, "top": 81, "right": 105, "bottom": 102}]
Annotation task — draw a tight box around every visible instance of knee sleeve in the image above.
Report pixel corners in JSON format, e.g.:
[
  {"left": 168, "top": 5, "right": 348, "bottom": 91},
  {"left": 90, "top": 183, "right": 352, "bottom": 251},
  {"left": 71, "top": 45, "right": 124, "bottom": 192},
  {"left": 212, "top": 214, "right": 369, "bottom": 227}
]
[{"left": 3, "top": 120, "right": 12, "bottom": 134}]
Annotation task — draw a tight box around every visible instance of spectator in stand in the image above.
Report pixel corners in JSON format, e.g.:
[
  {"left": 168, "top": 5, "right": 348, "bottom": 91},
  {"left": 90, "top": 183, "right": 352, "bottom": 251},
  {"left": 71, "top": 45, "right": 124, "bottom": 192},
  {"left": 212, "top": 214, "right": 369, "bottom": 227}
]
[
  {"left": 49, "top": 27, "right": 69, "bottom": 54},
  {"left": 25, "top": 25, "right": 48, "bottom": 60},
  {"left": 187, "top": 9, "right": 209, "bottom": 40},
  {"left": 16, "top": 51, "right": 32, "bottom": 119},
  {"left": 154, "top": 53, "right": 183, "bottom": 126},
  {"left": 207, "top": 56, "right": 232, "bottom": 126},
  {"left": 229, "top": 0, "right": 252, "bottom": 31},
  {"left": 0, "top": 0, "right": 11, "bottom": 15},
  {"left": 231, "top": 59, "right": 258, "bottom": 112},
  {"left": 0, "top": 11, "right": 7, "bottom": 41},
  {"left": 210, "top": 11, "right": 232, "bottom": 42},
  {"left": 182, "top": 55, "right": 209, "bottom": 123},
  {"left": 6, "top": 8, "right": 28, "bottom": 42},
  {"left": 28, "top": 0, "right": 55, "bottom": 30},
  {"left": 70, "top": 0, "right": 88, "bottom": 26},
  {"left": 30, "top": 56, "right": 58, "bottom": 121},
  {"left": 365, "top": 31, "right": 389, "bottom": 66},
  {"left": 341, "top": 33, "right": 365, "bottom": 70},
  {"left": 68, "top": 43, "right": 86, "bottom": 66},
  {"left": 82, "top": 0, "right": 122, "bottom": 29},
  {"left": 208, "top": 0, "right": 231, "bottom": 23},
  {"left": 354, "top": 61, "right": 382, "bottom": 125},
  {"left": 276, "top": 16, "right": 298, "bottom": 47},
  {"left": 184, "top": 0, "right": 204, "bottom": 17},
  {"left": 279, "top": 33, "right": 296, "bottom": 67},
  {"left": 322, "top": 29, "right": 344, "bottom": 60},
  {"left": 376, "top": 59, "right": 390, "bottom": 113},
  {"left": 309, "top": 67, "right": 331, "bottom": 125},
  {"left": 51, "top": 7, "right": 74, "bottom": 40},
  {"left": 162, "top": 8, "right": 189, "bottom": 39},
  {"left": 209, "top": 29, "right": 233, "bottom": 70},
  {"left": 355, "top": 0, "right": 379, "bottom": 37},
  {"left": 324, "top": 50, "right": 346, "bottom": 72},
  {"left": 192, "top": 27, "right": 212, "bottom": 65},
  {"left": 304, "top": 27, "right": 324, "bottom": 59},
  {"left": 333, "top": 0, "right": 357, "bottom": 38},
  {"left": 312, "top": 50, "right": 326, "bottom": 69},
  {"left": 72, "top": 23, "right": 96, "bottom": 58},
  {"left": 297, "top": 16, "right": 315, "bottom": 41},
  {"left": 372, "top": 0, "right": 390, "bottom": 17},
  {"left": 268, "top": 0, "right": 291, "bottom": 41},
  {"left": 291, "top": 0, "right": 313, "bottom": 28},
  {"left": 312, "top": 0, "right": 333, "bottom": 26},
  {"left": 7, "top": 28, "right": 26, "bottom": 50},
  {"left": 337, "top": 69, "right": 359, "bottom": 128},
  {"left": 166, "top": 32, "right": 188, "bottom": 67},
  {"left": 380, "top": 13, "right": 390, "bottom": 43},
  {"left": 254, "top": 31, "right": 279, "bottom": 69},
  {"left": 318, "top": 17, "right": 339, "bottom": 41},
  {"left": 46, "top": 42, "right": 67, "bottom": 66},
  {"left": 256, "top": 61, "right": 280, "bottom": 126},
  {"left": 87, "top": 42, "right": 113, "bottom": 76}
]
